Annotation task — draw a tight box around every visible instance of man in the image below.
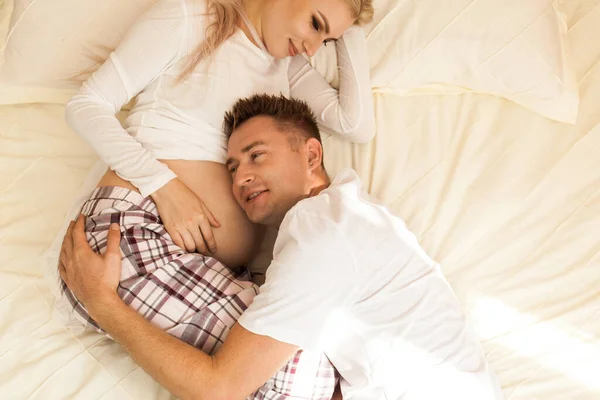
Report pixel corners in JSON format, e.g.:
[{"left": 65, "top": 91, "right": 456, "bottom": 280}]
[{"left": 59, "top": 94, "right": 504, "bottom": 399}]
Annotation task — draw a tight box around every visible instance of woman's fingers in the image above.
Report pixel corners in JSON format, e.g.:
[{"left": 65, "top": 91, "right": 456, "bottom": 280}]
[
  {"left": 168, "top": 228, "right": 186, "bottom": 251},
  {"left": 166, "top": 224, "right": 201, "bottom": 253},
  {"left": 179, "top": 228, "right": 197, "bottom": 253},
  {"left": 205, "top": 206, "right": 221, "bottom": 228},
  {"left": 189, "top": 225, "right": 208, "bottom": 254},
  {"left": 197, "top": 214, "right": 216, "bottom": 254}
]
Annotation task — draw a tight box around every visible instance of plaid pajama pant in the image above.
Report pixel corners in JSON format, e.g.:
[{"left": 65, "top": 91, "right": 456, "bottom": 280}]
[{"left": 59, "top": 186, "right": 337, "bottom": 399}]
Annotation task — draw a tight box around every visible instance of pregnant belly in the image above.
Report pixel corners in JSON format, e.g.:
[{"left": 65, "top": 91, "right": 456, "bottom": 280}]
[{"left": 96, "top": 160, "right": 262, "bottom": 269}]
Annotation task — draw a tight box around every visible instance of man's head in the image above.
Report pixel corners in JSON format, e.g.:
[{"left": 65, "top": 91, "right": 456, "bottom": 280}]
[{"left": 224, "top": 94, "right": 329, "bottom": 227}]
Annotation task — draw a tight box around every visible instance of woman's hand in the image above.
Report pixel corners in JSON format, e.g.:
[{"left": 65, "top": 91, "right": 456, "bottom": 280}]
[{"left": 151, "top": 178, "right": 221, "bottom": 254}]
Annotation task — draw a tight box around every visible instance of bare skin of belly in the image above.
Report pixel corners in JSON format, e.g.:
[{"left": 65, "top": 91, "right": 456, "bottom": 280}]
[{"left": 97, "top": 160, "right": 263, "bottom": 269}]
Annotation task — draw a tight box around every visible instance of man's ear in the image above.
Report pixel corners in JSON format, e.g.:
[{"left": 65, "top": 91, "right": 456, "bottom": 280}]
[{"left": 305, "top": 138, "right": 323, "bottom": 171}]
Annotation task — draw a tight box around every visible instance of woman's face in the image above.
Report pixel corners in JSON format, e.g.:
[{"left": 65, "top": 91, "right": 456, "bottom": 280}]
[{"left": 260, "top": 0, "right": 355, "bottom": 59}]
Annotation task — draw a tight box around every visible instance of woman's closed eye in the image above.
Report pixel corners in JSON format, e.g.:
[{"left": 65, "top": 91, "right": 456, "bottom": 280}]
[
  {"left": 311, "top": 16, "right": 321, "bottom": 32},
  {"left": 311, "top": 16, "right": 335, "bottom": 46}
]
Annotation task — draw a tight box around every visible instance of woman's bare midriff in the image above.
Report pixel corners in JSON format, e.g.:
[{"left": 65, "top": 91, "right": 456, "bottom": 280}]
[{"left": 97, "top": 160, "right": 262, "bottom": 269}]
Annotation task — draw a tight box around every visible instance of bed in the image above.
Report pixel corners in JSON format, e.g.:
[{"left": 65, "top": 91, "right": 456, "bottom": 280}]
[{"left": 1, "top": 0, "right": 599, "bottom": 399}]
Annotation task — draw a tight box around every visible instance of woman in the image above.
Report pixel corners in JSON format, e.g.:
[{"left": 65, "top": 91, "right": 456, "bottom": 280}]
[{"left": 60, "top": 0, "right": 374, "bottom": 397}]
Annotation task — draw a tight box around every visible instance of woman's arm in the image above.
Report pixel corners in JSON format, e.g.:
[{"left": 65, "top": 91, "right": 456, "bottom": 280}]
[
  {"left": 67, "top": 0, "right": 223, "bottom": 254},
  {"left": 66, "top": 0, "right": 189, "bottom": 198},
  {"left": 288, "top": 26, "right": 375, "bottom": 144}
]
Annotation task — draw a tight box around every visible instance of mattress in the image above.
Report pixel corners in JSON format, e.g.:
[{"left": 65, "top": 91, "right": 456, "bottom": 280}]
[{"left": 1, "top": 2, "right": 600, "bottom": 400}]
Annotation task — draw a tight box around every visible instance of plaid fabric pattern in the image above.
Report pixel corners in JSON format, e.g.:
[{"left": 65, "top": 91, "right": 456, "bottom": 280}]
[{"left": 60, "top": 186, "right": 337, "bottom": 399}]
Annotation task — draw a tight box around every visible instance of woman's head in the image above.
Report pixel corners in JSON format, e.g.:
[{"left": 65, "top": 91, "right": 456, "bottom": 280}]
[
  {"left": 258, "top": 0, "right": 374, "bottom": 59},
  {"left": 181, "top": 0, "right": 373, "bottom": 78}
]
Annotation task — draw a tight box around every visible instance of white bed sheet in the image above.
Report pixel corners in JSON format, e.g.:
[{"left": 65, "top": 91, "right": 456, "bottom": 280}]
[{"left": 1, "top": 2, "right": 600, "bottom": 400}]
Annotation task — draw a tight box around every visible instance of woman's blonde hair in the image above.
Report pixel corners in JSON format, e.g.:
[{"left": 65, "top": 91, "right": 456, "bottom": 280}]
[
  {"left": 179, "top": 0, "right": 374, "bottom": 80},
  {"left": 179, "top": 0, "right": 244, "bottom": 80}
]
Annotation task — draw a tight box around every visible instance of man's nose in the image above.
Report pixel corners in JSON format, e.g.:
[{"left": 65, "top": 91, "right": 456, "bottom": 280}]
[{"left": 234, "top": 166, "right": 254, "bottom": 187}]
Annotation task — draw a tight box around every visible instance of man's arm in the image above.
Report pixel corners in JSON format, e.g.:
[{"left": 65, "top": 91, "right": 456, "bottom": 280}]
[
  {"left": 59, "top": 216, "right": 298, "bottom": 400},
  {"left": 90, "top": 299, "right": 297, "bottom": 400}
]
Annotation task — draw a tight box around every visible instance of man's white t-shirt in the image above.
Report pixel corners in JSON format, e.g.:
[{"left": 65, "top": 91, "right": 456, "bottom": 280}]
[{"left": 238, "top": 169, "right": 504, "bottom": 400}]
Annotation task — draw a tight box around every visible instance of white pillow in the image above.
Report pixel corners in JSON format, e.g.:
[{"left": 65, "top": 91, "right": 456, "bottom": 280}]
[
  {"left": 0, "top": 0, "right": 156, "bottom": 104},
  {"left": 0, "top": 0, "right": 578, "bottom": 124},
  {"left": 364, "top": 0, "right": 578, "bottom": 124}
]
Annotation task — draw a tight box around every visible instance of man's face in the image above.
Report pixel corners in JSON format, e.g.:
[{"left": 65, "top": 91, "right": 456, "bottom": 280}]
[{"left": 226, "top": 116, "right": 313, "bottom": 226}]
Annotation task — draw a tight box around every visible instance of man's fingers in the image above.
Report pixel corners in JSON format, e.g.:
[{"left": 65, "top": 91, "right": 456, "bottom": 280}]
[
  {"left": 59, "top": 246, "right": 67, "bottom": 269},
  {"left": 63, "top": 220, "right": 75, "bottom": 258},
  {"left": 58, "top": 260, "right": 67, "bottom": 283},
  {"left": 72, "top": 214, "right": 88, "bottom": 249},
  {"left": 106, "top": 223, "right": 122, "bottom": 258}
]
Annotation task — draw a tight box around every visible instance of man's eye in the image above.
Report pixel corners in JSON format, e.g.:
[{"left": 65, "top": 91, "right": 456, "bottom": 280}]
[
  {"left": 229, "top": 166, "right": 238, "bottom": 174},
  {"left": 251, "top": 152, "right": 263, "bottom": 160}
]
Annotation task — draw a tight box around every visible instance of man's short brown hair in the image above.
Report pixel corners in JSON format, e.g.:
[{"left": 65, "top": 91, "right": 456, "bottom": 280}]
[{"left": 223, "top": 94, "right": 322, "bottom": 149}]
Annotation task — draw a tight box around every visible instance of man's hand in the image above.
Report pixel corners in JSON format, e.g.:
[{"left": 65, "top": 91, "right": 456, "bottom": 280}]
[
  {"left": 58, "top": 215, "right": 123, "bottom": 314},
  {"left": 57, "top": 217, "right": 300, "bottom": 400}
]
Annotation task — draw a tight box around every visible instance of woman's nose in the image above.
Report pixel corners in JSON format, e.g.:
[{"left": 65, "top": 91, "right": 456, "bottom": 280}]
[{"left": 304, "top": 40, "right": 321, "bottom": 57}]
